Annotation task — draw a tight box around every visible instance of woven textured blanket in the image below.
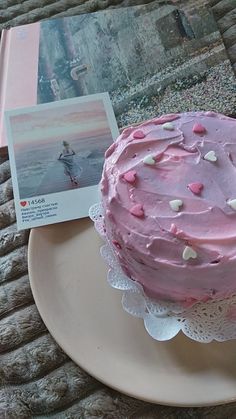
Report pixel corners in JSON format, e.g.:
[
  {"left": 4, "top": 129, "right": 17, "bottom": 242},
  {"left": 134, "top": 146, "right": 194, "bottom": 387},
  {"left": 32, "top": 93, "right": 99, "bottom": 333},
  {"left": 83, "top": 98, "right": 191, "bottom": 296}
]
[{"left": 0, "top": 0, "right": 236, "bottom": 417}]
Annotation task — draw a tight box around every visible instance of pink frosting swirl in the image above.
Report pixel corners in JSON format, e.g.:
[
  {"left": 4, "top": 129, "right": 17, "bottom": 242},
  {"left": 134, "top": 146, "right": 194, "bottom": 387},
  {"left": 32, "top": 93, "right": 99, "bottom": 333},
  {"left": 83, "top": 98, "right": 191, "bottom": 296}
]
[{"left": 101, "top": 112, "right": 236, "bottom": 303}]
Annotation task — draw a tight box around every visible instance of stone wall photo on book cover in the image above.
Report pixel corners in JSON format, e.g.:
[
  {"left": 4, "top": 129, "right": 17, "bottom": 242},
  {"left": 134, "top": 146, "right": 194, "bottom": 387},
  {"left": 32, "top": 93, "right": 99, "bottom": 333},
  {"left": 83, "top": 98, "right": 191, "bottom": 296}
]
[{"left": 37, "top": 1, "right": 236, "bottom": 129}]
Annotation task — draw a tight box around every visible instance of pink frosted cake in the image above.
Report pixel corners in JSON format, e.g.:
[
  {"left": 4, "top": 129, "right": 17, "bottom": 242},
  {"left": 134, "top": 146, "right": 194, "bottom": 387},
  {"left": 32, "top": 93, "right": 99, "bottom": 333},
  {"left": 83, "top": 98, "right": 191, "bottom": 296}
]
[{"left": 101, "top": 112, "right": 236, "bottom": 305}]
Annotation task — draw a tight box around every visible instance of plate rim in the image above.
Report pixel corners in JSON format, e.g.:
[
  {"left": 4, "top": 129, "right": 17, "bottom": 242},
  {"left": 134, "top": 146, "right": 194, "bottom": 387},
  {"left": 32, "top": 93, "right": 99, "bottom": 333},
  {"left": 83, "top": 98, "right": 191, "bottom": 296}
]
[{"left": 28, "top": 226, "right": 236, "bottom": 408}]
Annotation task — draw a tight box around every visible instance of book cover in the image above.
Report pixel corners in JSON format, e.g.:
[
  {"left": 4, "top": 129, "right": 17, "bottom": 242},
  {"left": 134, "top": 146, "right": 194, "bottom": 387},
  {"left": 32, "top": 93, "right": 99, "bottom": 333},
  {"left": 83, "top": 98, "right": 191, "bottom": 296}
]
[{"left": 0, "top": 1, "right": 236, "bottom": 149}]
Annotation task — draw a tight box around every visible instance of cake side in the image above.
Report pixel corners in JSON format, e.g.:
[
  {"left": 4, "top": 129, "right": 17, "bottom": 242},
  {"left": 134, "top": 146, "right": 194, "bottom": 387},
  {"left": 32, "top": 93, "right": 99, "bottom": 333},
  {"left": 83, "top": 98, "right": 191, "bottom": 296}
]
[{"left": 101, "top": 112, "right": 236, "bottom": 304}]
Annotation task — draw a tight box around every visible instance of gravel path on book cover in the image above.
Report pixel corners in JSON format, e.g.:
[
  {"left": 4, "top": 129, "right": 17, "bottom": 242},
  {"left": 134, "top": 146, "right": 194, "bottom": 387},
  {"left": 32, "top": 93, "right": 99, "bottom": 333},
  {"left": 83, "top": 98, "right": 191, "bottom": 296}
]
[{"left": 1, "top": 0, "right": 236, "bottom": 417}]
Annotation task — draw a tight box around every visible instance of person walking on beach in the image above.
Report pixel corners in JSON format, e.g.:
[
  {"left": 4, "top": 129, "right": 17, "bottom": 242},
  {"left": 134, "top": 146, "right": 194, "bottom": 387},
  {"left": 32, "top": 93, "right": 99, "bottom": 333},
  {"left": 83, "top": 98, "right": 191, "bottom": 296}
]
[{"left": 58, "top": 141, "right": 82, "bottom": 185}]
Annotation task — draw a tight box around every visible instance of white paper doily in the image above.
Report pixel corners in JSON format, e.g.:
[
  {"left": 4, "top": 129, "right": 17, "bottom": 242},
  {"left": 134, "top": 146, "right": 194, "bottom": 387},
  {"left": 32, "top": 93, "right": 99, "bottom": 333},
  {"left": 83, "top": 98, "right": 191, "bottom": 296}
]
[{"left": 89, "top": 203, "right": 236, "bottom": 343}]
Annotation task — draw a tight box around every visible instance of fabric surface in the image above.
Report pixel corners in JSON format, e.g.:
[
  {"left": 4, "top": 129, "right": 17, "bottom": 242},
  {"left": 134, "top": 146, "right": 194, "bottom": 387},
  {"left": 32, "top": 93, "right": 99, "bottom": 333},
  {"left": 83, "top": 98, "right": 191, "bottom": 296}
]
[{"left": 0, "top": 0, "right": 236, "bottom": 417}]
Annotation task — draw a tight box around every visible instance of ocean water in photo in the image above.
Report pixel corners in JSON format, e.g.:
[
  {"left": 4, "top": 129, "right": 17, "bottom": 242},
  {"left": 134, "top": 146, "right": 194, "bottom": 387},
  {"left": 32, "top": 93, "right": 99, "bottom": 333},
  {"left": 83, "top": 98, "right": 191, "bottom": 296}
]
[{"left": 15, "top": 133, "right": 111, "bottom": 198}]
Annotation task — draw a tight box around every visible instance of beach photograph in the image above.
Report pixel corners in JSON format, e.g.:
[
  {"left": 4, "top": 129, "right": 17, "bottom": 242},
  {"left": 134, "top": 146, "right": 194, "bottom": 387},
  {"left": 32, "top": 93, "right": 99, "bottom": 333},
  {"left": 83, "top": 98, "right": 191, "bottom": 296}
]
[
  {"left": 7, "top": 94, "right": 117, "bottom": 199},
  {"left": 37, "top": 1, "right": 236, "bottom": 128}
]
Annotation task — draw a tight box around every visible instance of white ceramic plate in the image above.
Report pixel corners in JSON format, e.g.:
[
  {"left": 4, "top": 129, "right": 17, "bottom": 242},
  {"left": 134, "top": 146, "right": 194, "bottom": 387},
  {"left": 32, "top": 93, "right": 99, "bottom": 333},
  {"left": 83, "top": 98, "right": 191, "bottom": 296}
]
[{"left": 28, "top": 219, "right": 236, "bottom": 407}]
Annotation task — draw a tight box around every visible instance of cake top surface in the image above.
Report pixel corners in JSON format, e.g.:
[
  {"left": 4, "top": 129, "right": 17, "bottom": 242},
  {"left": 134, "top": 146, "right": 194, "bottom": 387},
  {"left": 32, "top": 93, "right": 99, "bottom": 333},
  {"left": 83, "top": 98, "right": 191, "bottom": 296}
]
[{"left": 102, "top": 112, "right": 236, "bottom": 268}]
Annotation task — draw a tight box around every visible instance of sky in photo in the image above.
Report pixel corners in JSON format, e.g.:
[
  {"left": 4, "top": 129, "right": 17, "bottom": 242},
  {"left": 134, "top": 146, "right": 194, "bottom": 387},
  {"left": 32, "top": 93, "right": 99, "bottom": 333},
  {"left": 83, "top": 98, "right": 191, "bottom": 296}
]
[{"left": 11, "top": 99, "right": 110, "bottom": 148}]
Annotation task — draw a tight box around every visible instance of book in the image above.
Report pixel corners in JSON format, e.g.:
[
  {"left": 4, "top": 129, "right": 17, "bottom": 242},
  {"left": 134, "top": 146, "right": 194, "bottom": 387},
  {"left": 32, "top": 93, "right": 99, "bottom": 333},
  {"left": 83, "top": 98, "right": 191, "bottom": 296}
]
[{"left": 1, "top": 1, "right": 236, "bottom": 150}]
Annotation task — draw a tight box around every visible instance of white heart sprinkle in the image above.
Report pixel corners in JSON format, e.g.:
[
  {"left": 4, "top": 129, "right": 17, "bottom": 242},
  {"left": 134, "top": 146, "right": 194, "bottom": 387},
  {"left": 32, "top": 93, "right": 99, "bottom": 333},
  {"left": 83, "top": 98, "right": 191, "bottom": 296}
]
[
  {"left": 227, "top": 199, "right": 236, "bottom": 210},
  {"left": 162, "top": 122, "right": 174, "bottom": 131},
  {"left": 204, "top": 150, "right": 217, "bottom": 162},
  {"left": 182, "top": 246, "right": 197, "bottom": 261},
  {"left": 143, "top": 155, "right": 155, "bottom": 165},
  {"left": 169, "top": 199, "right": 183, "bottom": 212}
]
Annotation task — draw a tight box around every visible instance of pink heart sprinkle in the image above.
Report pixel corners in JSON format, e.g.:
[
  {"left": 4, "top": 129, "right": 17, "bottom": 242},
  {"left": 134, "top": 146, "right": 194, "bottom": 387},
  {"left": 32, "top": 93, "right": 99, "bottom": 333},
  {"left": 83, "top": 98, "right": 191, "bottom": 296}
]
[
  {"left": 188, "top": 182, "right": 203, "bottom": 195},
  {"left": 123, "top": 170, "right": 136, "bottom": 184},
  {"left": 132, "top": 130, "right": 145, "bottom": 139},
  {"left": 192, "top": 123, "right": 206, "bottom": 134},
  {"left": 170, "top": 223, "right": 178, "bottom": 234},
  {"left": 154, "top": 152, "right": 163, "bottom": 162},
  {"left": 130, "top": 204, "right": 144, "bottom": 217}
]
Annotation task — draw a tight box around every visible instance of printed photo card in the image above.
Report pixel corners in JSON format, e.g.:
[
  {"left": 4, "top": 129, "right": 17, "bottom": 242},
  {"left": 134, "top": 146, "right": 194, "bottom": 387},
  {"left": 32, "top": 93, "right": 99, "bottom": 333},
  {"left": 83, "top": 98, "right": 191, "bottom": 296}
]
[{"left": 5, "top": 93, "right": 119, "bottom": 230}]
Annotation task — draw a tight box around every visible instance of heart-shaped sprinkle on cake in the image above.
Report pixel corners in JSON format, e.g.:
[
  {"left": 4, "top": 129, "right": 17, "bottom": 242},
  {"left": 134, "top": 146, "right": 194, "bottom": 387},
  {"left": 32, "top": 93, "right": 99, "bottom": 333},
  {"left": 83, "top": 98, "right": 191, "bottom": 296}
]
[
  {"left": 170, "top": 223, "right": 178, "bottom": 234},
  {"left": 204, "top": 150, "right": 217, "bottom": 162},
  {"left": 143, "top": 155, "right": 156, "bottom": 165},
  {"left": 130, "top": 204, "right": 144, "bottom": 217},
  {"left": 123, "top": 170, "right": 137, "bottom": 184},
  {"left": 188, "top": 182, "right": 203, "bottom": 195},
  {"left": 227, "top": 199, "right": 236, "bottom": 211},
  {"left": 182, "top": 246, "right": 197, "bottom": 261},
  {"left": 169, "top": 199, "right": 183, "bottom": 212},
  {"left": 192, "top": 123, "right": 206, "bottom": 134},
  {"left": 133, "top": 130, "right": 145, "bottom": 139},
  {"left": 162, "top": 122, "right": 174, "bottom": 131}
]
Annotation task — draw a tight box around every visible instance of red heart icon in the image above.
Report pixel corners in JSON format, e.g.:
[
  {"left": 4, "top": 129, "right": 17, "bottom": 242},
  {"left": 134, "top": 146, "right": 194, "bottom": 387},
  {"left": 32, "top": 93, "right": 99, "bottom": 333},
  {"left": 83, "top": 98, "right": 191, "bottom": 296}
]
[
  {"left": 20, "top": 201, "right": 27, "bottom": 207},
  {"left": 132, "top": 130, "right": 145, "bottom": 139}
]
